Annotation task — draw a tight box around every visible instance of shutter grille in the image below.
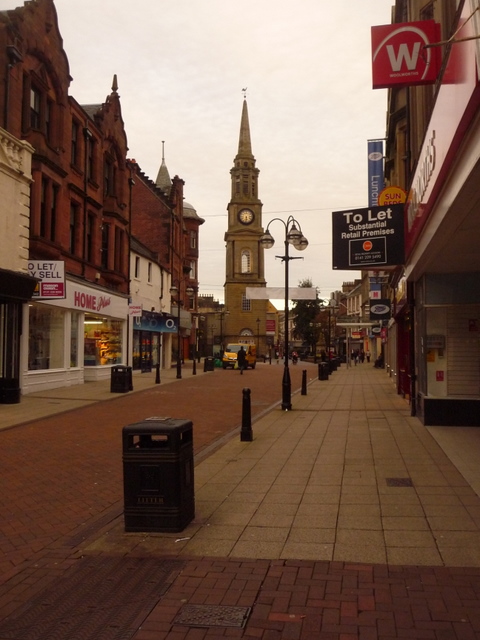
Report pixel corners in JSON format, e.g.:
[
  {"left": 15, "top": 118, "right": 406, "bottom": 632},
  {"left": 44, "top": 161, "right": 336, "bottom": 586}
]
[{"left": 447, "top": 307, "right": 480, "bottom": 396}]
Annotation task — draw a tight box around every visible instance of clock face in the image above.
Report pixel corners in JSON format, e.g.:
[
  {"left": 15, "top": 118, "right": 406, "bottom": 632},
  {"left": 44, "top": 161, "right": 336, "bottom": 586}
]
[{"left": 238, "top": 209, "right": 254, "bottom": 225}]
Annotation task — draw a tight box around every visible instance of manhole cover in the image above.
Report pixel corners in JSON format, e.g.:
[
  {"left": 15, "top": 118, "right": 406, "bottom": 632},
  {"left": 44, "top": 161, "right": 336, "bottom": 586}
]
[
  {"left": 175, "top": 604, "right": 251, "bottom": 628},
  {"left": 386, "top": 477, "right": 413, "bottom": 487},
  {"left": 0, "top": 557, "right": 184, "bottom": 640}
]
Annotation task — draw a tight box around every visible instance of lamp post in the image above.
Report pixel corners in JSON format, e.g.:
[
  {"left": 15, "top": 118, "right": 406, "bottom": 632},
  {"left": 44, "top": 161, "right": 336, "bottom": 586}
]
[
  {"left": 170, "top": 281, "right": 194, "bottom": 379},
  {"left": 260, "top": 216, "right": 308, "bottom": 410}
]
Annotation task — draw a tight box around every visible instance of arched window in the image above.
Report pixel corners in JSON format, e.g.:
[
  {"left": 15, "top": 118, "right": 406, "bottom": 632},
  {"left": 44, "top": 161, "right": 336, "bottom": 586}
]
[{"left": 241, "top": 250, "right": 251, "bottom": 274}]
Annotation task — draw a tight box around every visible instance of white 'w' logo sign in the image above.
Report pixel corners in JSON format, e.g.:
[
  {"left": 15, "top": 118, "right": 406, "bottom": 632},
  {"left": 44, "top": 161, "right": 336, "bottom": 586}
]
[{"left": 386, "top": 42, "right": 421, "bottom": 71}]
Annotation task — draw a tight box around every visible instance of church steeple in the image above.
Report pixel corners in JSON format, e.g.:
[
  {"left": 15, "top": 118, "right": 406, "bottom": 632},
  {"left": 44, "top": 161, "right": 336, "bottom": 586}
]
[{"left": 237, "top": 99, "right": 252, "bottom": 158}]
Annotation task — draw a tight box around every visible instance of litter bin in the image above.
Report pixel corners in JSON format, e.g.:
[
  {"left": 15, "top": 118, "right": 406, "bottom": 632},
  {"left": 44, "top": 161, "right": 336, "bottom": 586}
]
[
  {"left": 122, "top": 418, "right": 194, "bottom": 532},
  {"left": 0, "top": 378, "right": 20, "bottom": 404},
  {"left": 318, "top": 362, "right": 329, "bottom": 381},
  {"left": 111, "top": 365, "right": 133, "bottom": 393},
  {"left": 329, "top": 358, "right": 337, "bottom": 373},
  {"left": 204, "top": 356, "right": 215, "bottom": 372}
]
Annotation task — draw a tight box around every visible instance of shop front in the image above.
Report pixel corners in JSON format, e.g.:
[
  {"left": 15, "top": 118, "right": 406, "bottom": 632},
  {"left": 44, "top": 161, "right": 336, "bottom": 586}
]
[
  {"left": 131, "top": 310, "right": 177, "bottom": 372},
  {"left": 22, "top": 277, "right": 128, "bottom": 394}
]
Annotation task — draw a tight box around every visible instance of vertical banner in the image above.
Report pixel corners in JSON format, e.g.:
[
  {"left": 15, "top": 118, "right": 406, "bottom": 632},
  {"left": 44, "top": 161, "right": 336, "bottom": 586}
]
[{"left": 367, "top": 140, "right": 384, "bottom": 207}]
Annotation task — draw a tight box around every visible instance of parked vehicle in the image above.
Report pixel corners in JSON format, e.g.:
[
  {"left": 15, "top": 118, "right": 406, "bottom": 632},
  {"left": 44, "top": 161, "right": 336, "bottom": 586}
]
[{"left": 222, "top": 344, "right": 257, "bottom": 369}]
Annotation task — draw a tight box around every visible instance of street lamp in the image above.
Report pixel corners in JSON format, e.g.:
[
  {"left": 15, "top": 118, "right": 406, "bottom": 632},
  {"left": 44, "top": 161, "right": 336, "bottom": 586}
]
[
  {"left": 260, "top": 216, "right": 308, "bottom": 410},
  {"left": 170, "top": 281, "right": 194, "bottom": 379}
]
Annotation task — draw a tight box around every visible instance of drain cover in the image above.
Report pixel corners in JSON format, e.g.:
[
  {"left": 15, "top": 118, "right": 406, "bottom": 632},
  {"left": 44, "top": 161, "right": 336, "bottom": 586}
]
[
  {"left": 175, "top": 604, "right": 251, "bottom": 628},
  {"left": 386, "top": 477, "right": 413, "bottom": 487}
]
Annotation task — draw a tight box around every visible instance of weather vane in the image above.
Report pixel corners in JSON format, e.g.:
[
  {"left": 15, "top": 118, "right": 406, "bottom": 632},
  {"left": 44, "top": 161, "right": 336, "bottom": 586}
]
[{"left": 242, "top": 87, "right": 247, "bottom": 99}]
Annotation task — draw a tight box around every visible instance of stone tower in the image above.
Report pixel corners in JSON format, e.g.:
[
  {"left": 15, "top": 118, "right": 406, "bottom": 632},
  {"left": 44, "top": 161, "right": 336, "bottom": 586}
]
[{"left": 224, "top": 99, "right": 267, "bottom": 353}]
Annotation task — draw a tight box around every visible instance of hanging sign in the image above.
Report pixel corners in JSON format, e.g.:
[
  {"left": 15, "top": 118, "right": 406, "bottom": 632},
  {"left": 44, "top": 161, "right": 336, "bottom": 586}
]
[{"left": 332, "top": 204, "right": 405, "bottom": 269}]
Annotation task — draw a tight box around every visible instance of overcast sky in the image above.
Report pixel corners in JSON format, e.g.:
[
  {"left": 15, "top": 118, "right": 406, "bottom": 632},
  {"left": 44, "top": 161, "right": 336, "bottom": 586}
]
[{"left": 6, "top": 0, "right": 392, "bottom": 303}]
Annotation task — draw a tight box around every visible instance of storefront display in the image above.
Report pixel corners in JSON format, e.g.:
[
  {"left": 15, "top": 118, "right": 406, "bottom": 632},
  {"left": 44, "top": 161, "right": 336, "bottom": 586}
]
[
  {"left": 84, "top": 315, "right": 122, "bottom": 366},
  {"left": 28, "top": 304, "right": 65, "bottom": 370}
]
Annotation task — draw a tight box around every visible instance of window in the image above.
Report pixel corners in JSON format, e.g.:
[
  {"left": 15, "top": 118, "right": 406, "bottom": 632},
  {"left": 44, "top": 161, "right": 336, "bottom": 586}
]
[
  {"left": 114, "top": 226, "right": 124, "bottom": 271},
  {"left": 134, "top": 256, "right": 140, "bottom": 279},
  {"left": 30, "top": 86, "right": 41, "bottom": 129},
  {"left": 39, "top": 178, "right": 58, "bottom": 241},
  {"left": 189, "top": 261, "right": 196, "bottom": 279},
  {"left": 45, "top": 99, "right": 54, "bottom": 143},
  {"left": 147, "top": 262, "right": 152, "bottom": 283},
  {"left": 50, "top": 184, "right": 58, "bottom": 242},
  {"left": 101, "top": 223, "right": 110, "bottom": 269},
  {"left": 28, "top": 304, "right": 65, "bottom": 370},
  {"left": 241, "top": 250, "right": 251, "bottom": 274},
  {"left": 84, "top": 315, "right": 122, "bottom": 366},
  {"left": 40, "top": 178, "right": 47, "bottom": 237},
  {"left": 71, "top": 120, "right": 79, "bottom": 166},
  {"left": 86, "top": 135, "right": 95, "bottom": 180},
  {"left": 86, "top": 213, "right": 95, "bottom": 262},
  {"left": 190, "top": 231, "right": 197, "bottom": 249},
  {"left": 104, "top": 156, "right": 116, "bottom": 196},
  {"left": 242, "top": 294, "right": 251, "bottom": 312},
  {"left": 69, "top": 202, "right": 79, "bottom": 254}
]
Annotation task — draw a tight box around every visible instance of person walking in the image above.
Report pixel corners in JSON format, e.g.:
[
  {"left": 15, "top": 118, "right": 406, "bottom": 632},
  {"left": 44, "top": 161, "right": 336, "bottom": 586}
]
[{"left": 237, "top": 346, "right": 246, "bottom": 375}]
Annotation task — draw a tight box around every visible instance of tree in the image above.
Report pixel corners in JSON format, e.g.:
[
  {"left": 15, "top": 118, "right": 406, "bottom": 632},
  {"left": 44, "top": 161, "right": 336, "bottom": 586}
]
[{"left": 291, "top": 278, "right": 322, "bottom": 356}]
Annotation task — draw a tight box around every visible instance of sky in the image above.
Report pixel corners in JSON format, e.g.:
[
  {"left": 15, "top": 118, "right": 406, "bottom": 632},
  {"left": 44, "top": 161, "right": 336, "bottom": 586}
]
[{"left": 5, "top": 0, "right": 392, "bottom": 303}]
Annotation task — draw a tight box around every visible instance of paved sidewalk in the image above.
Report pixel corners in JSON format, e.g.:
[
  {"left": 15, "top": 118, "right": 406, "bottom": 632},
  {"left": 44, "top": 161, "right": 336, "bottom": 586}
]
[{"left": 1, "top": 362, "right": 480, "bottom": 639}]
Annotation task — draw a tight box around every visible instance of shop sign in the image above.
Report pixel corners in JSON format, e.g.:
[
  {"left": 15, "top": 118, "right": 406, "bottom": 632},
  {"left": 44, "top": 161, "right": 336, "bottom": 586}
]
[
  {"left": 28, "top": 261, "right": 65, "bottom": 299},
  {"left": 378, "top": 186, "right": 407, "bottom": 205},
  {"left": 370, "top": 300, "right": 391, "bottom": 321},
  {"left": 367, "top": 140, "right": 384, "bottom": 207},
  {"left": 266, "top": 319, "right": 276, "bottom": 334},
  {"left": 133, "top": 311, "right": 177, "bottom": 333},
  {"left": 129, "top": 305, "right": 143, "bottom": 317},
  {"left": 405, "top": 1, "right": 480, "bottom": 255},
  {"left": 371, "top": 20, "right": 441, "bottom": 89},
  {"left": 332, "top": 204, "right": 405, "bottom": 269},
  {"left": 47, "top": 280, "right": 128, "bottom": 318}
]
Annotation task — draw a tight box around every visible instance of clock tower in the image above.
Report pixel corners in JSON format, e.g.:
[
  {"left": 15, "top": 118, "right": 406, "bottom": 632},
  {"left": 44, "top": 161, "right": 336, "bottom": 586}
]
[{"left": 224, "top": 99, "right": 268, "bottom": 353}]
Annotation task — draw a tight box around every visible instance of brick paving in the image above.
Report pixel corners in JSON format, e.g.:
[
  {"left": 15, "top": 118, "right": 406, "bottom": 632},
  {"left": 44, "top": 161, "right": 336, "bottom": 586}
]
[{"left": 1, "top": 362, "right": 480, "bottom": 639}]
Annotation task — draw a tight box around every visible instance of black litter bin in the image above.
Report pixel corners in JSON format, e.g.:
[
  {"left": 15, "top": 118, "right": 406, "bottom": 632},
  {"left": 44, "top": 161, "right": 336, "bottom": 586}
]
[
  {"left": 329, "top": 358, "right": 337, "bottom": 373},
  {"left": 122, "top": 418, "right": 194, "bottom": 532},
  {"left": 0, "top": 378, "right": 20, "bottom": 404},
  {"left": 204, "top": 356, "right": 215, "bottom": 372},
  {"left": 111, "top": 365, "right": 133, "bottom": 393},
  {"left": 318, "top": 362, "right": 329, "bottom": 380}
]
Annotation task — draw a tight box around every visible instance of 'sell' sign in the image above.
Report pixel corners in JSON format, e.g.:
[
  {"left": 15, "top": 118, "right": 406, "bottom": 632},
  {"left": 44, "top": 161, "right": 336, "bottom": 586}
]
[{"left": 332, "top": 204, "right": 405, "bottom": 270}]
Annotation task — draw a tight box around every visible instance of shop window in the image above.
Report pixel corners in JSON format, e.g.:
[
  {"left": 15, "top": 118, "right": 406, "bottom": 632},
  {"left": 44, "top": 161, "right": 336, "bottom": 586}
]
[
  {"left": 28, "top": 304, "right": 65, "bottom": 370},
  {"left": 84, "top": 315, "right": 122, "bottom": 366}
]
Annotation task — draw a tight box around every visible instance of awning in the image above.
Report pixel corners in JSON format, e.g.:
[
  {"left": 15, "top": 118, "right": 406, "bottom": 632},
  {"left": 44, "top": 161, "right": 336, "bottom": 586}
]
[{"left": 0, "top": 268, "right": 38, "bottom": 302}]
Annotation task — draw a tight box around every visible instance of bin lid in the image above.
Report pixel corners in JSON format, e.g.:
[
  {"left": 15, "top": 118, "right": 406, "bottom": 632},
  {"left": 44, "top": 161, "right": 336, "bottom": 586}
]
[{"left": 123, "top": 417, "right": 192, "bottom": 435}]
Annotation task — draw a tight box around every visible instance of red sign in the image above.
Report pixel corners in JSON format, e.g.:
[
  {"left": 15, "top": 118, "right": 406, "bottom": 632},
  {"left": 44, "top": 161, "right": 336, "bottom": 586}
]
[{"left": 371, "top": 21, "right": 441, "bottom": 89}]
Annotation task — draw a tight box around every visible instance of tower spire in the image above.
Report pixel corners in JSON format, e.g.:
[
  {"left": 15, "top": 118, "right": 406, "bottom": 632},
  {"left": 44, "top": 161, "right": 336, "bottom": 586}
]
[
  {"left": 237, "top": 98, "right": 252, "bottom": 157},
  {"left": 155, "top": 140, "right": 171, "bottom": 195}
]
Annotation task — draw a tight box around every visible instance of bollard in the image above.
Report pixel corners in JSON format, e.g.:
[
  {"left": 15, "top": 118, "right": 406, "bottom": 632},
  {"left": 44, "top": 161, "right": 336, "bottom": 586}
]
[
  {"left": 192, "top": 359, "right": 196, "bottom": 375},
  {"left": 301, "top": 369, "right": 307, "bottom": 395},
  {"left": 240, "top": 388, "right": 253, "bottom": 442},
  {"left": 155, "top": 363, "right": 161, "bottom": 384}
]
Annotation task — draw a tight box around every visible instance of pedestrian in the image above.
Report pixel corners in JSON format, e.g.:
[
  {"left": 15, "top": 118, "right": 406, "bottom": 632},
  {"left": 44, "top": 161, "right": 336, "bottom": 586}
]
[
  {"left": 366, "top": 350, "right": 371, "bottom": 363},
  {"left": 237, "top": 346, "right": 246, "bottom": 374}
]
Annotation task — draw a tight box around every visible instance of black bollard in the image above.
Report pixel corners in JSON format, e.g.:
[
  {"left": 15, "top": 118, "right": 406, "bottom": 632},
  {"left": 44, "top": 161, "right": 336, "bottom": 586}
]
[
  {"left": 301, "top": 369, "right": 307, "bottom": 395},
  {"left": 192, "top": 358, "right": 196, "bottom": 375},
  {"left": 240, "top": 388, "right": 253, "bottom": 442},
  {"left": 155, "top": 363, "right": 161, "bottom": 384}
]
